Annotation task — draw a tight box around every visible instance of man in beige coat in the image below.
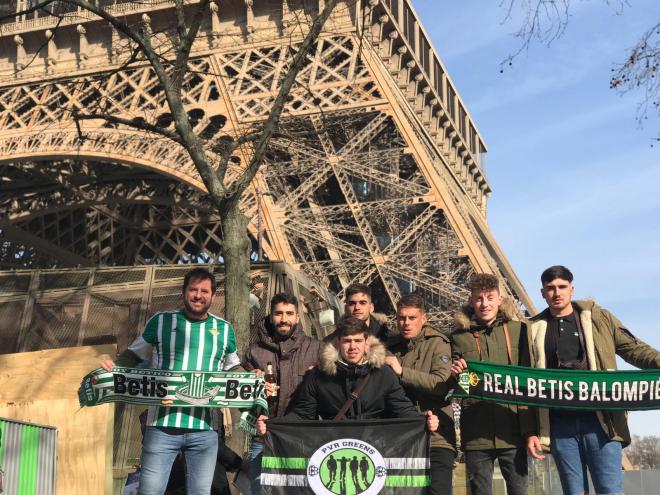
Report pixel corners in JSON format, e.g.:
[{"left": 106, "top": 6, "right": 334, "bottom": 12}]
[
  {"left": 527, "top": 265, "right": 660, "bottom": 495},
  {"left": 385, "top": 293, "right": 455, "bottom": 494}
]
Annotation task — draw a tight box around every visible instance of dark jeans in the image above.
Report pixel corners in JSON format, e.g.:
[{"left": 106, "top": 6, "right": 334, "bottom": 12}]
[
  {"left": 465, "top": 447, "right": 528, "bottom": 495},
  {"left": 429, "top": 447, "right": 454, "bottom": 495}
]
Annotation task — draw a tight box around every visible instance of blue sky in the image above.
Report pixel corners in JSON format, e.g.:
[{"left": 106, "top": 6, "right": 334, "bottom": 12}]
[{"left": 411, "top": 0, "right": 660, "bottom": 436}]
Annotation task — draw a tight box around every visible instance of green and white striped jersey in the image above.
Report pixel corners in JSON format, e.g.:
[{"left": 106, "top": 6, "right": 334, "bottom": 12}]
[{"left": 127, "top": 309, "right": 239, "bottom": 430}]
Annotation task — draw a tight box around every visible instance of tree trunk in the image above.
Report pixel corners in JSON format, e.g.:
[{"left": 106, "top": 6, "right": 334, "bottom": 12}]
[{"left": 221, "top": 203, "right": 252, "bottom": 354}]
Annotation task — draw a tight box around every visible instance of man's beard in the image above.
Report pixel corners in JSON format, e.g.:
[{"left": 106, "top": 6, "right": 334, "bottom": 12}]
[
  {"left": 273, "top": 323, "right": 295, "bottom": 340},
  {"left": 184, "top": 300, "right": 211, "bottom": 319}
]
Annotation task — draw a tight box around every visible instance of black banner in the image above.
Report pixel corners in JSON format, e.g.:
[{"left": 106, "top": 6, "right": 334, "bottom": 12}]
[{"left": 262, "top": 418, "right": 430, "bottom": 495}]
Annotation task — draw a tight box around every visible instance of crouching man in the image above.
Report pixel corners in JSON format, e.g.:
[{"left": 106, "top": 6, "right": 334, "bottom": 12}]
[{"left": 256, "top": 316, "right": 438, "bottom": 432}]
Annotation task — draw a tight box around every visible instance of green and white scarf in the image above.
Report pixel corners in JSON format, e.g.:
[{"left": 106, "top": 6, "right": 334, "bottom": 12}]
[
  {"left": 78, "top": 367, "right": 268, "bottom": 433},
  {"left": 452, "top": 360, "right": 660, "bottom": 410}
]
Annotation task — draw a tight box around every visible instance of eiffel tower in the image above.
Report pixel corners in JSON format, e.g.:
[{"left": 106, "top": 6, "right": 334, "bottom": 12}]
[{"left": 0, "top": 0, "right": 535, "bottom": 326}]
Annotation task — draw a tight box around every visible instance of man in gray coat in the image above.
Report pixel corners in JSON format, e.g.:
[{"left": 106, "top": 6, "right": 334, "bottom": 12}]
[{"left": 242, "top": 292, "right": 321, "bottom": 493}]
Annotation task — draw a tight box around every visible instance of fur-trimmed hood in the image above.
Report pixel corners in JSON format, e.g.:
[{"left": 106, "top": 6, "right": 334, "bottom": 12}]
[
  {"left": 319, "top": 335, "right": 385, "bottom": 376},
  {"left": 453, "top": 297, "right": 519, "bottom": 331}
]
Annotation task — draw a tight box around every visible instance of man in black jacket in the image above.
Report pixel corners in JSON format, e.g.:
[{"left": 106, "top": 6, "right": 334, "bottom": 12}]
[{"left": 256, "top": 317, "right": 438, "bottom": 431}]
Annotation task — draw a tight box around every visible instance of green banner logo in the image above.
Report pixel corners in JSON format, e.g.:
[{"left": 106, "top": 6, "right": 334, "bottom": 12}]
[{"left": 307, "top": 439, "right": 386, "bottom": 495}]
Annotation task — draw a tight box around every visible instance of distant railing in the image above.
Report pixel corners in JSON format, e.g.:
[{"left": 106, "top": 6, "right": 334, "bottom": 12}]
[{"left": 0, "top": 0, "right": 200, "bottom": 34}]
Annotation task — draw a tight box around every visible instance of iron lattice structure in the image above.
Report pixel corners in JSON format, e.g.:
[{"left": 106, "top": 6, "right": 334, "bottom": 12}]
[{"left": 0, "top": 0, "right": 535, "bottom": 326}]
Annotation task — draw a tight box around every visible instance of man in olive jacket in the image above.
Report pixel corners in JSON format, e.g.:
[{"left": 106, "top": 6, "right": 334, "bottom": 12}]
[
  {"left": 385, "top": 293, "right": 456, "bottom": 494},
  {"left": 526, "top": 266, "right": 660, "bottom": 495},
  {"left": 451, "top": 274, "right": 535, "bottom": 495},
  {"left": 242, "top": 292, "right": 321, "bottom": 494}
]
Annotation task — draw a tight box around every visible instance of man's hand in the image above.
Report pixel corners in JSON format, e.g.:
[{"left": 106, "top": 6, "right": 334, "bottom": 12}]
[
  {"left": 450, "top": 358, "right": 467, "bottom": 378},
  {"left": 256, "top": 414, "right": 268, "bottom": 436},
  {"left": 384, "top": 356, "right": 402, "bottom": 376},
  {"left": 425, "top": 410, "right": 439, "bottom": 432},
  {"left": 265, "top": 382, "right": 280, "bottom": 397},
  {"left": 100, "top": 359, "right": 115, "bottom": 371},
  {"left": 254, "top": 369, "right": 280, "bottom": 396},
  {"left": 527, "top": 435, "right": 545, "bottom": 460}
]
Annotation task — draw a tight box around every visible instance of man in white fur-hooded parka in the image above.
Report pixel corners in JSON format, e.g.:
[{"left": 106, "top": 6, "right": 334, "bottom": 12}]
[{"left": 256, "top": 316, "right": 439, "bottom": 432}]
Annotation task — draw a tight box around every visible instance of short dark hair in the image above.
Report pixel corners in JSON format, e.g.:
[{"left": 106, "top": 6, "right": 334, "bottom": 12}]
[
  {"left": 397, "top": 293, "right": 425, "bottom": 313},
  {"left": 541, "top": 265, "right": 574, "bottom": 285},
  {"left": 334, "top": 316, "right": 369, "bottom": 339},
  {"left": 345, "top": 283, "right": 372, "bottom": 300},
  {"left": 270, "top": 292, "right": 299, "bottom": 313},
  {"left": 468, "top": 273, "right": 499, "bottom": 293},
  {"left": 182, "top": 268, "right": 217, "bottom": 293}
]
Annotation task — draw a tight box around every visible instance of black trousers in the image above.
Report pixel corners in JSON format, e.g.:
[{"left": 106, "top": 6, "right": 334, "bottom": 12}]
[
  {"left": 464, "top": 447, "right": 528, "bottom": 495},
  {"left": 429, "top": 447, "right": 455, "bottom": 495}
]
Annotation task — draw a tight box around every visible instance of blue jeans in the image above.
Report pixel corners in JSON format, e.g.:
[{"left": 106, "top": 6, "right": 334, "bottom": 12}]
[
  {"left": 139, "top": 426, "right": 218, "bottom": 495},
  {"left": 248, "top": 438, "right": 264, "bottom": 494},
  {"left": 550, "top": 411, "right": 622, "bottom": 495}
]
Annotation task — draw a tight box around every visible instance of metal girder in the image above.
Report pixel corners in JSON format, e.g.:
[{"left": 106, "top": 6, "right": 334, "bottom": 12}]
[
  {"left": 310, "top": 114, "right": 402, "bottom": 305},
  {"left": 0, "top": 19, "right": 534, "bottom": 325},
  {"left": 0, "top": 220, "right": 93, "bottom": 267}
]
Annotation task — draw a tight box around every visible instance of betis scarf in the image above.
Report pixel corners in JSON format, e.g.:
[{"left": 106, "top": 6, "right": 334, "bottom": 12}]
[
  {"left": 262, "top": 417, "right": 430, "bottom": 495},
  {"left": 453, "top": 360, "right": 660, "bottom": 410},
  {"left": 78, "top": 367, "right": 268, "bottom": 432}
]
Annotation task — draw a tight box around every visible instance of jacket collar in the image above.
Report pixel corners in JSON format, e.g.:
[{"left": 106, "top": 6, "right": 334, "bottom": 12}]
[
  {"left": 319, "top": 335, "right": 385, "bottom": 376},
  {"left": 256, "top": 317, "right": 305, "bottom": 352}
]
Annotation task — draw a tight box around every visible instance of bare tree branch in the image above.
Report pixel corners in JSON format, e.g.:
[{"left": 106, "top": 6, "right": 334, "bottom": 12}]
[
  {"left": 173, "top": 0, "right": 211, "bottom": 87},
  {"left": 627, "top": 435, "right": 660, "bottom": 469},
  {"left": 611, "top": 21, "right": 660, "bottom": 139},
  {"left": 14, "top": 15, "right": 65, "bottom": 75},
  {"left": 173, "top": 0, "right": 188, "bottom": 47},
  {"left": 499, "top": 0, "right": 572, "bottom": 69},
  {"left": 72, "top": 110, "right": 182, "bottom": 143},
  {"left": 500, "top": 0, "right": 659, "bottom": 136},
  {"left": 224, "top": 0, "right": 341, "bottom": 212},
  {"left": 0, "top": 0, "right": 345, "bottom": 341}
]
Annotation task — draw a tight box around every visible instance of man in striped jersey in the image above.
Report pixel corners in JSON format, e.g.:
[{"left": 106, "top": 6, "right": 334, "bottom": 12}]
[{"left": 101, "top": 267, "right": 240, "bottom": 495}]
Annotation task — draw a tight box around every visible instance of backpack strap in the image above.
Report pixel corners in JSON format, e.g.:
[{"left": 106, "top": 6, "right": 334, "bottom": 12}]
[{"left": 333, "top": 373, "right": 371, "bottom": 420}]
